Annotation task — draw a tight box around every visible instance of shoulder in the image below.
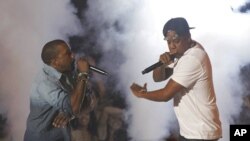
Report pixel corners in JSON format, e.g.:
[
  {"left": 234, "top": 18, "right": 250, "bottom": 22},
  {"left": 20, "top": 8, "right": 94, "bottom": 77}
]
[
  {"left": 191, "top": 42, "right": 207, "bottom": 57},
  {"left": 181, "top": 42, "right": 208, "bottom": 65},
  {"left": 33, "top": 69, "right": 61, "bottom": 94}
]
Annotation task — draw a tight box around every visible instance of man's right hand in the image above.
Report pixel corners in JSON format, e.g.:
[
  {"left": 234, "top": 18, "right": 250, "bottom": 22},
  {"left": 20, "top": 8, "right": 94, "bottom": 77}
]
[
  {"left": 77, "top": 58, "right": 90, "bottom": 73},
  {"left": 159, "top": 52, "right": 174, "bottom": 65}
]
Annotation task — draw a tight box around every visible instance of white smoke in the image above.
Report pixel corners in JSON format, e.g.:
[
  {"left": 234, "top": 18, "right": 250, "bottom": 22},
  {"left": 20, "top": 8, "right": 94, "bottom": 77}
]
[
  {"left": 1, "top": 0, "right": 250, "bottom": 141},
  {"left": 0, "top": 0, "right": 81, "bottom": 140},
  {"left": 83, "top": 0, "right": 250, "bottom": 141}
]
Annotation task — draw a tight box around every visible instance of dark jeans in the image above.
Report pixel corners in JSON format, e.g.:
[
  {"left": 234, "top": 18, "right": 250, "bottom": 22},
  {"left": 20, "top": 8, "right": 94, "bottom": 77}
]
[{"left": 179, "top": 135, "right": 218, "bottom": 141}]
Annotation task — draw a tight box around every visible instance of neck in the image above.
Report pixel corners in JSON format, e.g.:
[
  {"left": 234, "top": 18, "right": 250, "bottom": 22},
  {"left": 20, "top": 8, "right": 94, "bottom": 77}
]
[
  {"left": 176, "top": 40, "right": 195, "bottom": 58},
  {"left": 190, "top": 40, "right": 196, "bottom": 48}
]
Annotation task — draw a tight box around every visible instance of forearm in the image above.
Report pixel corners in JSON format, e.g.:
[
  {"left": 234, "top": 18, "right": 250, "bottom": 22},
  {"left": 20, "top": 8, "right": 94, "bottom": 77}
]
[
  {"left": 70, "top": 58, "right": 90, "bottom": 115},
  {"left": 80, "top": 91, "right": 97, "bottom": 113},
  {"left": 139, "top": 88, "right": 171, "bottom": 102},
  {"left": 138, "top": 79, "right": 181, "bottom": 102},
  {"left": 70, "top": 78, "right": 87, "bottom": 115},
  {"left": 153, "top": 66, "right": 173, "bottom": 82},
  {"left": 153, "top": 65, "right": 166, "bottom": 82}
]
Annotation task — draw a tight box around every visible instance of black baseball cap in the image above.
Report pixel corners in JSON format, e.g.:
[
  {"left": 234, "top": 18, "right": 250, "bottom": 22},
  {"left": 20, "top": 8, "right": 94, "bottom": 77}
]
[{"left": 163, "top": 17, "right": 194, "bottom": 37}]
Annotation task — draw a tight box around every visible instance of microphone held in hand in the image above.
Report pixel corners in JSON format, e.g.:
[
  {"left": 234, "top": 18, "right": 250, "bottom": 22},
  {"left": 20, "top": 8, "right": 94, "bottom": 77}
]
[
  {"left": 90, "top": 65, "right": 108, "bottom": 76},
  {"left": 71, "top": 58, "right": 108, "bottom": 76},
  {"left": 142, "top": 62, "right": 163, "bottom": 74},
  {"left": 142, "top": 54, "right": 175, "bottom": 74}
]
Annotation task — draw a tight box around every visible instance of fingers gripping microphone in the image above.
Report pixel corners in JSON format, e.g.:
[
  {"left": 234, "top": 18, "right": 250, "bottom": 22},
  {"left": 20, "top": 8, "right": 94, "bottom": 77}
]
[
  {"left": 90, "top": 65, "right": 108, "bottom": 76},
  {"left": 142, "top": 55, "right": 175, "bottom": 75},
  {"left": 72, "top": 58, "right": 108, "bottom": 76}
]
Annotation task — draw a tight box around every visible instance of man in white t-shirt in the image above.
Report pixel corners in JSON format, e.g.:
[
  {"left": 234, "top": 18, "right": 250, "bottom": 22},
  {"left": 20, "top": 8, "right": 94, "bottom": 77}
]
[{"left": 130, "top": 17, "right": 222, "bottom": 141}]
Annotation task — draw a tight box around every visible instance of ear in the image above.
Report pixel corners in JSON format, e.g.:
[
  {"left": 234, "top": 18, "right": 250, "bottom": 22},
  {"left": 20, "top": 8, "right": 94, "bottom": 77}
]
[{"left": 50, "top": 59, "right": 58, "bottom": 68}]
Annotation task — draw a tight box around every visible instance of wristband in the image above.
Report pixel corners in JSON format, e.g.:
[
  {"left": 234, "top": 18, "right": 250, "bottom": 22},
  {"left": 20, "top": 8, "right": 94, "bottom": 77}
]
[{"left": 78, "top": 72, "right": 89, "bottom": 81}]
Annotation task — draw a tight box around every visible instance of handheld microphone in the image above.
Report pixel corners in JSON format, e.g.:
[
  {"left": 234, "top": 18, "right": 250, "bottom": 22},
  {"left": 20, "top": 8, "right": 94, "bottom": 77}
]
[
  {"left": 90, "top": 65, "right": 108, "bottom": 76},
  {"left": 142, "top": 54, "right": 175, "bottom": 75},
  {"left": 71, "top": 58, "right": 108, "bottom": 76},
  {"left": 142, "top": 61, "right": 163, "bottom": 74}
]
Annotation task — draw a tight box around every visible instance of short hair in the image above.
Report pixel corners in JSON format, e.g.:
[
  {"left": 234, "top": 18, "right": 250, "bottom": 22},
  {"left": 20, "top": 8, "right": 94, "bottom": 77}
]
[{"left": 41, "top": 39, "right": 67, "bottom": 65}]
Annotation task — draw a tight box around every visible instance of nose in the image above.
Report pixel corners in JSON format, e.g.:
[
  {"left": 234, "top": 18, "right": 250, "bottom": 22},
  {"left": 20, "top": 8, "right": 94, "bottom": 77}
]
[
  {"left": 168, "top": 42, "right": 176, "bottom": 50},
  {"left": 168, "top": 42, "right": 178, "bottom": 55}
]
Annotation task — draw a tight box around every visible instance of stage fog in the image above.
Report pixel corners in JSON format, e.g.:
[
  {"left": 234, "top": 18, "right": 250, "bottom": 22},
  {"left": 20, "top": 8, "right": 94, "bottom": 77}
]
[{"left": 0, "top": 0, "right": 250, "bottom": 141}]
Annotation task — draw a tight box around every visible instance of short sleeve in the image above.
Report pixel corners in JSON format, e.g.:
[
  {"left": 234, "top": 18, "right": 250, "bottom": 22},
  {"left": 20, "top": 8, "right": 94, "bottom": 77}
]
[{"left": 171, "top": 56, "right": 202, "bottom": 88}]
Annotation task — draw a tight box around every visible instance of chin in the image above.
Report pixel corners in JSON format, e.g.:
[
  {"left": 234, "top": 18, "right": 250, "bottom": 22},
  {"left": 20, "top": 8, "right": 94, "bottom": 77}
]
[
  {"left": 66, "top": 67, "right": 73, "bottom": 72},
  {"left": 61, "top": 67, "right": 72, "bottom": 73}
]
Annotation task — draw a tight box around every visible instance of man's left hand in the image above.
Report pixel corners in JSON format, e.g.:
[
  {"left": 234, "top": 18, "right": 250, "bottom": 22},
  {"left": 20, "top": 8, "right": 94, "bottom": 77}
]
[
  {"left": 52, "top": 112, "right": 70, "bottom": 128},
  {"left": 130, "top": 83, "right": 147, "bottom": 98}
]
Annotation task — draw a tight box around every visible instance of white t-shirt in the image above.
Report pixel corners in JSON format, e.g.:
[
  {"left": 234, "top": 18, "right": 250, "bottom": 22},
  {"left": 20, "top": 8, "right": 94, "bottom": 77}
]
[{"left": 171, "top": 42, "right": 222, "bottom": 139}]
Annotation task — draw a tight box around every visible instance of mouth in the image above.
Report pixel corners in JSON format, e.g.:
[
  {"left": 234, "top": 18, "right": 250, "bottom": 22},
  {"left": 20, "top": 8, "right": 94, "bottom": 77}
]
[{"left": 169, "top": 50, "right": 177, "bottom": 56}]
